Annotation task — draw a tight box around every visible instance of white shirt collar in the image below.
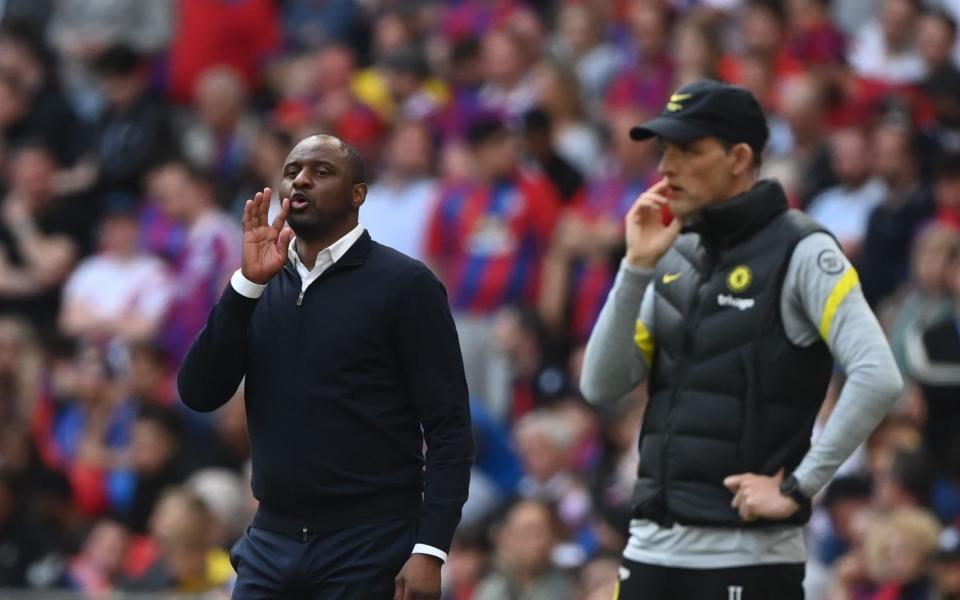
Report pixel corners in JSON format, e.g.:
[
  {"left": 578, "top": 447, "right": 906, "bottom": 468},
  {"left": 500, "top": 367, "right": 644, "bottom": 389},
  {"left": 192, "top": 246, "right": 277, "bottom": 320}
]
[{"left": 288, "top": 222, "right": 365, "bottom": 273}]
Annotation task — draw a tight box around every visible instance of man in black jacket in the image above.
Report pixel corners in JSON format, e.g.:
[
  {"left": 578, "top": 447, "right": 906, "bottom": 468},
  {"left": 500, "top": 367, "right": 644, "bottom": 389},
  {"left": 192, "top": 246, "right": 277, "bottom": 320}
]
[{"left": 177, "top": 134, "right": 473, "bottom": 600}]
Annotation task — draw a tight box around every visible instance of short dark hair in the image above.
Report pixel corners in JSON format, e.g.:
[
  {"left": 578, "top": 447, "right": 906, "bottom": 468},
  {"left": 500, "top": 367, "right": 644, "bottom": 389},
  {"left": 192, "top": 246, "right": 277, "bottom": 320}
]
[
  {"left": 136, "top": 405, "right": 184, "bottom": 443},
  {"left": 93, "top": 44, "right": 141, "bottom": 77},
  {"left": 747, "top": 0, "right": 786, "bottom": 25},
  {"left": 342, "top": 141, "right": 366, "bottom": 185},
  {"left": 451, "top": 36, "right": 481, "bottom": 66},
  {"left": 822, "top": 475, "right": 872, "bottom": 509},
  {"left": 129, "top": 340, "right": 169, "bottom": 366},
  {"left": 152, "top": 156, "right": 213, "bottom": 188},
  {"left": 381, "top": 48, "right": 430, "bottom": 80},
  {"left": 718, "top": 138, "right": 763, "bottom": 168},
  {"left": 889, "top": 449, "right": 935, "bottom": 506},
  {"left": 0, "top": 23, "right": 52, "bottom": 71},
  {"left": 522, "top": 107, "right": 552, "bottom": 135},
  {"left": 10, "top": 137, "right": 58, "bottom": 166},
  {"left": 466, "top": 116, "right": 509, "bottom": 148}
]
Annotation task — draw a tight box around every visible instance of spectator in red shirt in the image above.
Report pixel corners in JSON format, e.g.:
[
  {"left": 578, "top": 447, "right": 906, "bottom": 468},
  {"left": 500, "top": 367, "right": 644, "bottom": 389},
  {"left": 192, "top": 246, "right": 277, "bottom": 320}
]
[
  {"left": 605, "top": 1, "right": 673, "bottom": 116},
  {"left": 427, "top": 117, "right": 560, "bottom": 418},
  {"left": 167, "top": 0, "right": 280, "bottom": 104},
  {"left": 785, "top": 0, "right": 847, "bottom": 67},
  {"left": 718, "top": 0, "right": 803, "bottom": 88}
]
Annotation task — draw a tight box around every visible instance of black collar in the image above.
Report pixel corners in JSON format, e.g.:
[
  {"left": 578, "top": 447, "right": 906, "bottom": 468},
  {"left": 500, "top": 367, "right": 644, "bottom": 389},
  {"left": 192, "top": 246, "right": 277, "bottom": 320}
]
[{"left": 681, "top": 179, "right": 788, "bottom": 248}]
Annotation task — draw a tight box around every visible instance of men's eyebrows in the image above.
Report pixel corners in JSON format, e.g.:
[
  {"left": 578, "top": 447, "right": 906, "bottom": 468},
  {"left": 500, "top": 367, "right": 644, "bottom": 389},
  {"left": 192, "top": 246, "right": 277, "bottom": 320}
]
[{"left": 291, "top": 157, "right": 337, "bottom": 168}]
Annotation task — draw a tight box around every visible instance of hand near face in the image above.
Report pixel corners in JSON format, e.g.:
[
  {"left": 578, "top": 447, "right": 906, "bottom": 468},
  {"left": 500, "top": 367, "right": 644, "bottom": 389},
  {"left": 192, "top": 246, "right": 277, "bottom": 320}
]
[
  {"left": 241, "top": 187, "right": 294, "bottom": 285},
  {"left": 624, "top": 178, "right": 683, "bottom": 269}
]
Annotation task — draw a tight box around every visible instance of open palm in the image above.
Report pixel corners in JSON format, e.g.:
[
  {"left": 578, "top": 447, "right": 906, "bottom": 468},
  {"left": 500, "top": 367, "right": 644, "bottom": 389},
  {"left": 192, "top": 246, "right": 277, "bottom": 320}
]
[{"left": 241, "top": 187, "right": 293, "bottom": 285}]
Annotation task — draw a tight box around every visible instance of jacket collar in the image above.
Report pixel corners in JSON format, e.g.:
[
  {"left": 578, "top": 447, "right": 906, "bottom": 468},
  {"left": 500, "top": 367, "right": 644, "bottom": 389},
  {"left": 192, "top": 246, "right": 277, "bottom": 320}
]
[
  {"left": 338, "top": 229, "right": 372, "bottom": 266},
  {"left": 285, "top": 229, "right": 372, "bottom": 273},
  {"left": 682, "top": 179, "right": 788, "bottom": 248}
]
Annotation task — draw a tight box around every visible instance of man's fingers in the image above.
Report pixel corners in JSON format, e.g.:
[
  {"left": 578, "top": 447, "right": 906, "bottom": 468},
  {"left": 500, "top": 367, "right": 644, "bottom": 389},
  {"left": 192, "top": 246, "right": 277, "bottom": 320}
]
[
  {"left": 666, "top": 214, "right": 684, "bottom": 234},
  {"left": 250, "top": 192, "right": 263, "bottom": 228},
  {"left": 271, "top": 197, "right": 290, "bottom": 231},
  {"left": 629, "top": 193, "right": 668, "bottom": 212},
  {"left": 394, "top": 577, "right": 404, "bottom": 600},
  {"left": 628, "top": 197, "right": 669, "bottom": 223},
  {"left": 650, "top": 178, "right": 670, "bottom": 193},
  {"left": 723, "top": 473, "right": 747, "bottom": 492},
  {"left": 260, "top": 187, "right": 272, "bottom": 221},
  {"left": 740, "top": 494, "right": 757, "bottom": 521},
  {"left": 242, "top": 199, "right": 252, "bottom": 232},
  {"left": 638, "top": 193, "right": 669, "bottom": 209},
  {"left": 277, "top": 227, "right": 294, "bottom": 255}
]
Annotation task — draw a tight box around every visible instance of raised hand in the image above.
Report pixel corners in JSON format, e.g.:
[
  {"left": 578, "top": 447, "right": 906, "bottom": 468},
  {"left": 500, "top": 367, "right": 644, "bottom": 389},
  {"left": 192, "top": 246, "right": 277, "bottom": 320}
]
[
  {"left": 241, "top": 188, "right": 294, "bottom": 285},
  {"left": 625, "top": 178, "right": 683, "bottom": 269}
]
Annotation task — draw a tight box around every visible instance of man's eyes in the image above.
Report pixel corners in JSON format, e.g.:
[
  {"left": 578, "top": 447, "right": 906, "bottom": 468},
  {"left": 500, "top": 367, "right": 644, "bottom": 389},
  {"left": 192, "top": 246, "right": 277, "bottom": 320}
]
[{"left": 283, "top": 166, "right": 333, "bottom": 177}]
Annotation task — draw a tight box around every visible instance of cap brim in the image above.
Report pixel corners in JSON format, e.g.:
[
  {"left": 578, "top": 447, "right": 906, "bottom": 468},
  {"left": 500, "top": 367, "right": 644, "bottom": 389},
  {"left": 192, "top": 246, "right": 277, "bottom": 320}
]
[{"left": 629, "top": 116, "right": 711, "bottom": 142}]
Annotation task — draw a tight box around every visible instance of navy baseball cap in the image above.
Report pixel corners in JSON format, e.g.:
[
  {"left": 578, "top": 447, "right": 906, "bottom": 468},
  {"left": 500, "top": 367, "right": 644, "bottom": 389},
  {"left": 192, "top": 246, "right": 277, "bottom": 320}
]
[{"left": 630, "top": 79, "right": 769, "bottom": 156}]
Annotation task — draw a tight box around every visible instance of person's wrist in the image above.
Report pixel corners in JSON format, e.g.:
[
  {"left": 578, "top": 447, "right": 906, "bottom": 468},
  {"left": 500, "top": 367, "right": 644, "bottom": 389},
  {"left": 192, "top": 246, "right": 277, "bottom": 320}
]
[
  {"left": 412, "top": 553, "right": 443, "bottom": 567},
  {"left": 625, "top": 253, "right": 656, "bottom": 269},
  {"left": 779, "top": 474, "right": 807, "bottom": 506},
  {"left": 240, "top": 267, "right": 269, "bottom": 286}
]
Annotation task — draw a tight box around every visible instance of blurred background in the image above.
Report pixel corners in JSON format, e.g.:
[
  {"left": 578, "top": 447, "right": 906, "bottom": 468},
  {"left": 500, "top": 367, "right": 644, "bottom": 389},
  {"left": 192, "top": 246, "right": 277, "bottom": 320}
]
[{"left": 0, "top": 0, "right": 957, "bottom": 598}]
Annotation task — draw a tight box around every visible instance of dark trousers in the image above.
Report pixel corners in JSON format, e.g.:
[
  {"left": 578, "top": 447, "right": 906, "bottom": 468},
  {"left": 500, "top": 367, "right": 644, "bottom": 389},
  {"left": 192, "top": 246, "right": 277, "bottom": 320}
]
[
  {"left": 229, "top": 518, "right": 416, "bottom": 599},
  {"left": 617, "top": 558, "right": 804, "bottom": 600}
]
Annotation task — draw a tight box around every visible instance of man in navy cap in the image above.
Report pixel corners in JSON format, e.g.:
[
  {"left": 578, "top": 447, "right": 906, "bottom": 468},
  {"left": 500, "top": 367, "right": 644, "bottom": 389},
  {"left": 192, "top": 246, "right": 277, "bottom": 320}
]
[{"left": 580, "top": 79, "right": 903, "bottom": 598}]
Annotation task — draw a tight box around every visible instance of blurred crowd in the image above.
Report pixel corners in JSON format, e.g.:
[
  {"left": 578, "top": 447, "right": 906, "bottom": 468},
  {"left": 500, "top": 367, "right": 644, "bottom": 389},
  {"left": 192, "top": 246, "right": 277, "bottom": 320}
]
[{"left": 0, "top": 0, "right": 958, "bottom": 599}]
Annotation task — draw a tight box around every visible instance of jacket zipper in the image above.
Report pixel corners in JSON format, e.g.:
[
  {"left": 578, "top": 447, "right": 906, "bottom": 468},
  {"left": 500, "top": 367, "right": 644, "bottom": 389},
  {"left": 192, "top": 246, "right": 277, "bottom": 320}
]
[
  {"left": 294, "top": 261, "right": 347, "bottom": 307},
  {"left": 284, "top": 264, "right": 306, "bottom": 526},
  {"left": 661, "top": 251, "right": 716, "bottom": 524}
]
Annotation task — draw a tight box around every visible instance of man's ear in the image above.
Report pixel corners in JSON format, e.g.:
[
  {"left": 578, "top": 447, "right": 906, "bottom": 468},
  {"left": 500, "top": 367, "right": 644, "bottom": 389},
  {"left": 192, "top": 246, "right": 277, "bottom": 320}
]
[
  {"left": 729, "top": 143, "right": 755, "bottom": 176},
  {"left": 352, "top": 183, "right": 367, "bottom": 208}
]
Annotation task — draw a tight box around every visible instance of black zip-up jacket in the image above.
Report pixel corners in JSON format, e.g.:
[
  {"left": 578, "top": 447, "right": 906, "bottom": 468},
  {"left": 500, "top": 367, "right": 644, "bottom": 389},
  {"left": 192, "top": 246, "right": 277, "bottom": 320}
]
[{"left": 177, "top": 231, "right": 473, "bottom": 553}]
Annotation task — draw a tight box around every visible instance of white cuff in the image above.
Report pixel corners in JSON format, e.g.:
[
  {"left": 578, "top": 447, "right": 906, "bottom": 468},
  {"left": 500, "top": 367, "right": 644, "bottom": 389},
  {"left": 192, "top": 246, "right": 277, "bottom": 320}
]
[
  {"left": 231, "top": 269, "right": 267, "bottom": 299},
  {"left": 411, "top": 544, "right": 447, "bottom": 563}
]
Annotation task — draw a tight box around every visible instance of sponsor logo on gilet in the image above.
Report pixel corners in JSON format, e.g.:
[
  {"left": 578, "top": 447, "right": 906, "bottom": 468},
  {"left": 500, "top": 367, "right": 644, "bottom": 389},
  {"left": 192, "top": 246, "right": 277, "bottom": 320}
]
[{"left": 717, "top": 294, "right": 755, "bottom": 311}]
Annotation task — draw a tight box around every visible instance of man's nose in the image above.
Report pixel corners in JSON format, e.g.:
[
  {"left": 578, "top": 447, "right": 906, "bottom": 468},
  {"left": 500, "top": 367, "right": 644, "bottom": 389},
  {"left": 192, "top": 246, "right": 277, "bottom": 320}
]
[
  {"left": 292, "top": 168, "right": 312, "bottom": 188},
  {"left": 657, "top": 152, "right": 673, "bottom": 177}
]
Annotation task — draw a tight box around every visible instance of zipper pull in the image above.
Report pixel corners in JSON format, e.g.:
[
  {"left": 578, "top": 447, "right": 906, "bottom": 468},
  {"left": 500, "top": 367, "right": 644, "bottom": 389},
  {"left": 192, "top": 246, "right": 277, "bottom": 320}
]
[{"left": 296, "top": 290, "right": 304, "bottom": 306}]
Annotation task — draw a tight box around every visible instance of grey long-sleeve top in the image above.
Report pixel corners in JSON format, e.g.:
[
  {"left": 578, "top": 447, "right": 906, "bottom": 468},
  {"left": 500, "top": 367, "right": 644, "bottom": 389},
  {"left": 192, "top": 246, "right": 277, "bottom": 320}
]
[{"left": 580, "top": 232, "right": 903, "bottom": 568}]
